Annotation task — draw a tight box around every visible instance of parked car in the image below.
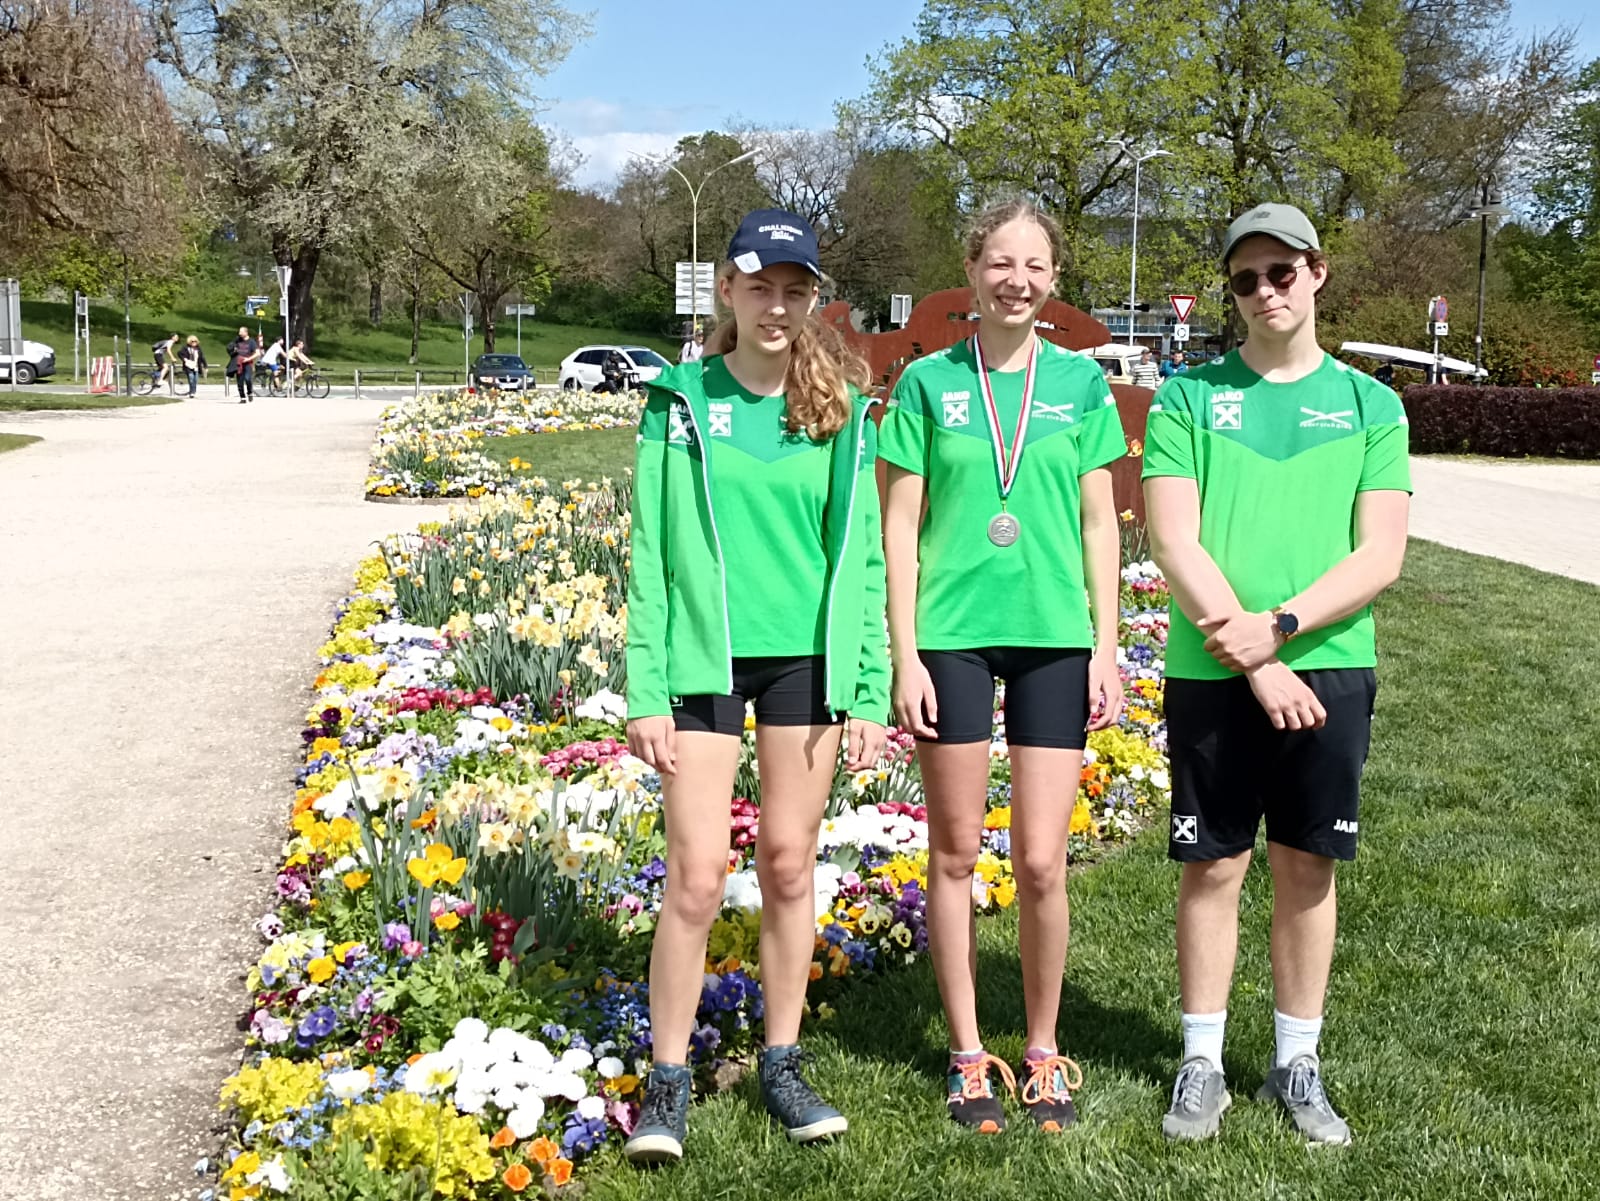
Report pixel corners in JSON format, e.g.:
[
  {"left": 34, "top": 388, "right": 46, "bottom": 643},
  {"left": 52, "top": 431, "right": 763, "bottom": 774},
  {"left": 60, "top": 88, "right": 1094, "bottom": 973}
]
[
  {"left": 557, "top": 345, "right": 670, "bottom": 391},
  {"left": 471, "top": 353, "right": 534, "bottom": 392},
  {"left": 1085, "top": 343, "right": 1144, "bottom": 386},
  {"left": 0, "top": 339, "right": 57, "bottom": 385}
]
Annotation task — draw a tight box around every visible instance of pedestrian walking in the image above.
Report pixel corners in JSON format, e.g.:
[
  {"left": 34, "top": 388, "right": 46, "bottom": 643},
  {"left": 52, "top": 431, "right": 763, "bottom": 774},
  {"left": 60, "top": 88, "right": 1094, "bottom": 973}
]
[
  {"left": 179, "top": 336, "right": 207, "bottom": 397},
  {"left": 879, "top": 199, "right": 1127, "bottom": 1134},
  {"left": 1161, "top": 348, "right": 1189, "bottom": 379},
  {"left": 1132, "top": 346, "right": 1162, "bottom": 388},
  {"left": 679, "top": 329, "right": 705, "bottom": 363},
  {"left": 226, "top": 326, "right": 258, "bottom": 403},
  {"left": 621, "top": 208, "right": 889, "bottom": 1166},
  {"left": 1143, "top": 203, "right": 1411, "bottom": 1145}
]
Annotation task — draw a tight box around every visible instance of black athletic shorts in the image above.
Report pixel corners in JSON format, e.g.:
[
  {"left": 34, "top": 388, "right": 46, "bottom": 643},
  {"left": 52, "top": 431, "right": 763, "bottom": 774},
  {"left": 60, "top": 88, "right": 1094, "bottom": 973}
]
[
  {"left": 672, "top": 655, "right": 840, "bottom": 736},
  {"left": 918, "top": 647, "right": 1091, "bottom": 749},
  {"left": 1165, "top": 668, "right": 1377, "bottom": 863}
]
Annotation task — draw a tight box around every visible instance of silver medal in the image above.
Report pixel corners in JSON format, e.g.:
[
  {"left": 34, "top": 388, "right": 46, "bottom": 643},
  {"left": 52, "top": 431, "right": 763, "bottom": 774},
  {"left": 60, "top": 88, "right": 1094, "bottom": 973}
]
[{"left": 988, "top": 512, "right": 1021, "bottom": 547}]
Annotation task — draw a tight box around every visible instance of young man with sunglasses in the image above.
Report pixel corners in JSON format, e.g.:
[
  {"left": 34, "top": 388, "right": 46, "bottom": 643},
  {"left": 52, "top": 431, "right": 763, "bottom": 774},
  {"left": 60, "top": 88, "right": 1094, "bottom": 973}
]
[{"left": 1142, "top": 204, "right": 1411, "bottom": 1145}]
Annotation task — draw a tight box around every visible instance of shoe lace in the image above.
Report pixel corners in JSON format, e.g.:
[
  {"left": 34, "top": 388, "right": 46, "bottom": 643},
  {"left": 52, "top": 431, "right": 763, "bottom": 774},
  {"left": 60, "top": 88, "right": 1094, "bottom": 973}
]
[
  {"left": 766, "top": 1050, "right": 825, "bottom": 1112},
  {"left": 1172, "top": 1060, "right": 1211, "bottom": 1114},
  {"left": 640, "top": 1075, "right": 684, "bottom": 1128},
  {"left": 1285, "top": 1059, "right": 1330, "bottom": 1110},
  {"left": 951, "top": 1053, "right": 1017, "bottom": 1102},
  {"left": 1020, "top": 1054, "right": 1084, "bottom": 1105}
]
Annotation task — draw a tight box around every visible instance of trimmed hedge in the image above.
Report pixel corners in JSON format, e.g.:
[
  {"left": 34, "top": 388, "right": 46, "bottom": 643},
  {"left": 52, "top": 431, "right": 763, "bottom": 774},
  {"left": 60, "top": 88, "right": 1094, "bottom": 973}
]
[{"left": 1403, "top": 385, "right": 1600, "bottom": 459}]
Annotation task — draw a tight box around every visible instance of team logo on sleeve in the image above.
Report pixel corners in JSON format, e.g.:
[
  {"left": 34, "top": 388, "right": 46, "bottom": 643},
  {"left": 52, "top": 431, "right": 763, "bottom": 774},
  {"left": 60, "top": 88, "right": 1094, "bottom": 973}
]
[
  {"left": 1210, "top": 391, "right": 1245, "bottom": 430},
  {"left": 708, "top": 402, "right": 733, "bottom": 437},
  {"left": 1034, "top": 401, "right": 1075, "bottom": 422},
  {"left": 667, "top": 402, "right": 697, "bottom": 445},
  {"left": 940, "top": 391, "right": 970, "bottom": 426},
  {"left": 1299, "top": 407, "right": 1354, "bottom": 429}
]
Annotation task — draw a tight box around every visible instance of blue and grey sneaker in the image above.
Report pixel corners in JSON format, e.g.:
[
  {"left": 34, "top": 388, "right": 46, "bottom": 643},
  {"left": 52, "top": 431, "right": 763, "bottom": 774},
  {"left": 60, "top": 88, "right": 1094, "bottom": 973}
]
[
  {"left": 758, "top": 1044, "right": 848, "bottom": 1143},
  {"left": 1256, "top": 1054, "right": 1352, "bottom": 1146},
  {"left": 624, "top": 1063, "right": 692, "bottom": 1164}
]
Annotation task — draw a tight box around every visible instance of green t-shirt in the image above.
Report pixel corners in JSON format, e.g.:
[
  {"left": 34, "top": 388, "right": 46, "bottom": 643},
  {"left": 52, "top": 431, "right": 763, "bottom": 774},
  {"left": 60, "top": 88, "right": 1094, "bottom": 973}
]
[
  {"left": 877, "top": 338, "right": 1127, "bottom": 650},
  {"left": 1141, "top": 350, "right": 1412, "bottom": 680},
  {"left": 679, "top": 355, "right": 831, "bottom": 657}
]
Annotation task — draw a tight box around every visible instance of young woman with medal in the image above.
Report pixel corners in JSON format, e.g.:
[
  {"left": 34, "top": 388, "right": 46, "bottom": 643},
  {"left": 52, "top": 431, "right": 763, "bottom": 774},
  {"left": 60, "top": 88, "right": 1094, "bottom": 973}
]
[
  {"left": 621, "top": 208, "right": 890, "bottom": 1165},
  {"left": 878, "top": 200, "right": 1128, "bottom": 1133}
]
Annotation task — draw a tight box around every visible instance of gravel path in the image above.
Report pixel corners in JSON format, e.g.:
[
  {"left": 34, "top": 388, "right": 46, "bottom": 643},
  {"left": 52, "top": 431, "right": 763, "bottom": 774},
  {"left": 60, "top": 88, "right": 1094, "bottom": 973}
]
[
  {"left": 1409, "top": 456, "right": 1600, "bottom": 587},
  {"left": 0, "top": 395, "right": 409, "bottom": 1199}
]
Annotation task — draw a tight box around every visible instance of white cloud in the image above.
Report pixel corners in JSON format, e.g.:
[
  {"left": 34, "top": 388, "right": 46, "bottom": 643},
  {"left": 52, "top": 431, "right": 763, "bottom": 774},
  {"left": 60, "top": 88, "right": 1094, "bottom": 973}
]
[{"left": 566, "top": 130, "right": 692, "bottom": 190}]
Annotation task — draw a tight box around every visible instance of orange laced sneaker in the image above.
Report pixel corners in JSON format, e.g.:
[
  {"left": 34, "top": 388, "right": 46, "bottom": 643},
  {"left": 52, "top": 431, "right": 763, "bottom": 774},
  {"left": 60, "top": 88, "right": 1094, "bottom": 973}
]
[
  {"left": 1018, "top": 1052, "right": 1084, "bottom": 1132},
  {"left": 946, "top": 1052, "right": 1016, "bottom": 1133}
]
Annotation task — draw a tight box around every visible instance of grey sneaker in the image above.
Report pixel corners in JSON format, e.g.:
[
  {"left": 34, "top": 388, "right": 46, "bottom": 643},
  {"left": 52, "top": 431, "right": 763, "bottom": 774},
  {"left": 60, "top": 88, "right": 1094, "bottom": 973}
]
[
  {"left": 758, "top": 1044, "right": 848, "bottom": 1143},
  {"left": 1256, "top": 1054, "right": 1352, "bottom": 1145},
  {"left": 624, "top": 1063, "right": 692, "bottom": 1164},
  {"left": 1162, "top": 1056, "right": 1232, "bottom": 1141}
]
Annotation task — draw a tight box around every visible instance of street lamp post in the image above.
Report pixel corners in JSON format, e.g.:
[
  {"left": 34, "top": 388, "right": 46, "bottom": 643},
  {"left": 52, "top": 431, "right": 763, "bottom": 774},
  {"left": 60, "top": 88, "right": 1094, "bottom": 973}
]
[
  {"left": 1468, "top": 180, "right": 1512, "bottom": 378},
  {"left": 636, "top": 149, "right": 761, "bottom": 333},
  {"left": 1105, "top": 140, "right": 1171, "bottom": 346}
]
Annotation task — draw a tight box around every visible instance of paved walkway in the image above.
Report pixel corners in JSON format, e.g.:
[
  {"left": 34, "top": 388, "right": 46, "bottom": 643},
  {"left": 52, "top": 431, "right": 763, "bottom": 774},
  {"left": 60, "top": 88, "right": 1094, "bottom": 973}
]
[
  {"left": 0, "top": 395, "right": 410, "bottom": 1199},
  {"left": 1409, "top": 456, "right": 1600, "bottom": 587}
]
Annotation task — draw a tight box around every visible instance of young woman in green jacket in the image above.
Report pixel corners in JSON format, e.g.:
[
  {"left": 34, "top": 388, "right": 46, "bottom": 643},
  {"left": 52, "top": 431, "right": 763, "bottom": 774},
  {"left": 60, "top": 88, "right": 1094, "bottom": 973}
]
[{"left": 623, "top": 209, "right": 890, "bottom": 1164}]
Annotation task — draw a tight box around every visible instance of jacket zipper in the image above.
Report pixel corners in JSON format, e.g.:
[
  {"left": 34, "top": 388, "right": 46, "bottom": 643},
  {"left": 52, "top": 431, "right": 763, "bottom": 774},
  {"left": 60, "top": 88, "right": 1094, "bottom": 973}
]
[
  {"left": 658, "top": 385, "right": 735, "bottom": 694},
  {"left": 822, "top": 403, "right": 867, "bottom": 712}
]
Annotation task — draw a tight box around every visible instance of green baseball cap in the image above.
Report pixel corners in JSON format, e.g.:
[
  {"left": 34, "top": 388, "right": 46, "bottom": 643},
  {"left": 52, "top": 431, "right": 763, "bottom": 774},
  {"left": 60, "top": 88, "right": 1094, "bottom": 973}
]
[{"left": 1222, "top": 203, "right": 1321, "bottom": 264}]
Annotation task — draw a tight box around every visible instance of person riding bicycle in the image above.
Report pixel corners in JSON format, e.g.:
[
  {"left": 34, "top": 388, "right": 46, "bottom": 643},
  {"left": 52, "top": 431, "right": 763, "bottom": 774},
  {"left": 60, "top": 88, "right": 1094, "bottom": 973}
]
[
  {"left": 258, "top": 337, "right": 287, "bottom": 389},
  {"left": 287, "top": 340, "right": 316, "bottom": 392},
  {"left": 599, "top": 348, "right": 631, "bottom": 395},
  {"left": 151, "top": 333, "right": 180, "bottom": 388}
]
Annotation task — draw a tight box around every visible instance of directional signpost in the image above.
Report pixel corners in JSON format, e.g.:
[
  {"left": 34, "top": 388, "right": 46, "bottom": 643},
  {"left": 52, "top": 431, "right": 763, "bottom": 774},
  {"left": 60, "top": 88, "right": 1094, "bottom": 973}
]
[
  {"left": 505, "top": 302, "right": 537, "bottom": 358},
  {"left": 1169, "top": 294, "right": 1196, "bottom": 348},
  {"left": 1429, "top": 296, "right": 1449, "bottom": 382},
  {"left": 675, "top": 262, "right": 715, "bottom": 324}
]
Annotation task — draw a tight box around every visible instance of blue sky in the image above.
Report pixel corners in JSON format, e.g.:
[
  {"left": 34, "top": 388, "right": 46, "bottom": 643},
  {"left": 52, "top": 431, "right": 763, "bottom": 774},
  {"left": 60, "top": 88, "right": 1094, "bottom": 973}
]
[{"left": 543, "top": 0, "right": 1598, "bottom": 190}]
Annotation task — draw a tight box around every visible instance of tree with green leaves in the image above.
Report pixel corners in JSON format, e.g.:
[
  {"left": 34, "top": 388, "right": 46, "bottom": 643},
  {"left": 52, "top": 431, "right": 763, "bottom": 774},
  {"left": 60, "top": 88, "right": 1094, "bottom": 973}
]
[{"left": 149, "top": 0, "right": 585, "bottom": 347}]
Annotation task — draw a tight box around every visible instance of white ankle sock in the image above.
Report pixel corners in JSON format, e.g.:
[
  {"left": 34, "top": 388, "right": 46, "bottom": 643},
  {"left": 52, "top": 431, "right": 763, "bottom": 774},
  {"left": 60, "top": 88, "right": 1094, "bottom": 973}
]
[
  {"left": 1274, "top": 1010, "right": 1323, "bottom": 1067},
  {"left": 1180, "top": 1010, "right": 1227, "bottom": 1073}
]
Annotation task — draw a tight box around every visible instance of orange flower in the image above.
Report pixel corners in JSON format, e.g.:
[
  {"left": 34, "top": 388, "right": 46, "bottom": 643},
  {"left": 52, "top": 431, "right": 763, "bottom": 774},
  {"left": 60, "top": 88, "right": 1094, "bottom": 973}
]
[
  {"left": 527, "top": 1136, "right": 560, "bottom": 1167},
  {"left": 808, "top": 962, "right": 823, "bottom": 981},
  {"left": 410, "top": 808, "right": 437, "bottom": 830},
  {"left": 548, "top": 1158, "right": 573, "bottom": 1187},
  {"left": 502, "top": 1163, "right": 533, "bottom": 1192},
  {"left": 489, "top": 1125, "right": 516, "bottom": 1150}
]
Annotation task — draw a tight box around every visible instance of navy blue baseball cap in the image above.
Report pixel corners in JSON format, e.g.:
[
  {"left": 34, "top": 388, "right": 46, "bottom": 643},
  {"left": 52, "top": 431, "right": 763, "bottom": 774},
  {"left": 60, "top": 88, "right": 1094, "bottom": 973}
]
[{"left": 727, "top": 208, "right": 822, "bottom": 278}]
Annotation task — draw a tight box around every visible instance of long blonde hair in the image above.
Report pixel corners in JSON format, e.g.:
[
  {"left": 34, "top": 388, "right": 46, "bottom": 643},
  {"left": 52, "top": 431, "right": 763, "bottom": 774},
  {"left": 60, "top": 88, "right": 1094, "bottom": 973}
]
[{"left": 703, "top": 262, "right": 869, "bottom": 441}]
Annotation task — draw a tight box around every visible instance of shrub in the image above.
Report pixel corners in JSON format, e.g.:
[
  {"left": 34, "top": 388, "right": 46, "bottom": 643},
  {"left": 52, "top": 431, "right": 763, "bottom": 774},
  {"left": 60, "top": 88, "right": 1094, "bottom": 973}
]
[{"left": 1403, "top": 385, "right": 1600, "bottom": 458}]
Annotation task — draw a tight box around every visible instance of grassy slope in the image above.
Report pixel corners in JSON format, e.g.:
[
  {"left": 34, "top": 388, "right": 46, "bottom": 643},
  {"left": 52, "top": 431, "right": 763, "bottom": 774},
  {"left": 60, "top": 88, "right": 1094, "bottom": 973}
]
[
  {"left": 0, "top": 433, "right": 42, "bottom": 454},
  {"left": 0, "top": 392, "right": 180, "bottom": 412},
  {"left": 18, "top": 299, "right": 676, "bottom": 379},
  {"left": 579, "top": 539, "right": 1598, "bottom": 1201},
  {"left": 479, "top": 428, "right": 639, "bottom": 484}
]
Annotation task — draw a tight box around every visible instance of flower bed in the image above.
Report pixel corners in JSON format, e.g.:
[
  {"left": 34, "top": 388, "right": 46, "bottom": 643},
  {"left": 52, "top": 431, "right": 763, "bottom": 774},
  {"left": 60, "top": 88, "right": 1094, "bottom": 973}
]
[
  {"left": 215, "top": 468, "right": 1171, "bottom": 1196},
  {"left": 365, "top": 388, "right": 644, "bottom": 500}
]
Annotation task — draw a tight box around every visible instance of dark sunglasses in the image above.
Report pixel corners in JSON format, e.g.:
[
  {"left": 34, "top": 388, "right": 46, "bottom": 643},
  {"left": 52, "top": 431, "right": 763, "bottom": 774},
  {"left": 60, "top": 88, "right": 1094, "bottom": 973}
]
[{"left": 1227, "top": 261, "right": 1309, "bottom": 297}]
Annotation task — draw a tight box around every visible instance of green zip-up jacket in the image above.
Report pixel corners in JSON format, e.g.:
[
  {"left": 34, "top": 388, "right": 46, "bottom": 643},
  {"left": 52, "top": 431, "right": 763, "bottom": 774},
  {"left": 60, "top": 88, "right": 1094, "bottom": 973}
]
[{"left": 625, "top": 360, "right": 890, "bottom": 722}]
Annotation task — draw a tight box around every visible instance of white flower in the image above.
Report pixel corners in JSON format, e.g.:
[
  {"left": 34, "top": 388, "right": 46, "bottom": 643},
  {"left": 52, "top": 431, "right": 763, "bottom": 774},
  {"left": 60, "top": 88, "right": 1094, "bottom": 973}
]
[
  {"left": 597, "top": 1055, "right": 625, "bottom": 1080},
  {"left": 326, "top": 1069, "right": 370, "bottom": 1102},
  {"left": 452, "top": 1017, "right": 489, "bottom": 1045},
  {"left": 248, "top": 1155, "right": 291, "bottom": 1193},
  {"left": 1151, "top": 769, "right": 1171, "bottom": 791},
  {"left": 558, "top": 1047, "right": 594, "bottom": 1072},
  {"left": 576, "top": 1095, "right": 606, "bottom": 1121},
  {"left": 723, "top": 871, "right": 762, "bottom": 911},
  {"left": 1129, "top": 764, "right": 1146, "bottom": 781},
  {"left": 506, "top": 1098, "right": 546, "bottom": 1137},
  {"left": 404, "top": 1051, "right": 460, "bottom": 1097},
  {"left": 454, "top": 1087, "right": 488, "bottom": 1114},
  {"left": 574, "top": 688, "right": 627, "bottom": 722}
]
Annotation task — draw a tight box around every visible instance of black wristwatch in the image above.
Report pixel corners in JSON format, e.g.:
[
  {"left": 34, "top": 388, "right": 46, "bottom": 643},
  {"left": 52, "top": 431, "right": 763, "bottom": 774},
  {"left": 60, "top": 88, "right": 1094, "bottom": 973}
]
[{"left": 1271, "top": 606, "right": 1301, "bottom": 641}]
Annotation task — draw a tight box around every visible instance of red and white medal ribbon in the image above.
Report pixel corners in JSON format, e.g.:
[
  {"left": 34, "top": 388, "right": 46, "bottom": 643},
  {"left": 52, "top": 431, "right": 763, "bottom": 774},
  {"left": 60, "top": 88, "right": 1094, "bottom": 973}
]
[{"left": 971, "top": 333, "right": 1037, "bottom": 504}]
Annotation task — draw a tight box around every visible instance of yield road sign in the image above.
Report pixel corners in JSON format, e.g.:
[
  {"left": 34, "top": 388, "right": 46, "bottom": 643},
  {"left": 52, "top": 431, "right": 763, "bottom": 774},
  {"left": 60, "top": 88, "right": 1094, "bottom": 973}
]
[{"left": 1169, "top": 294, "right": 1197, "bottom": 323}]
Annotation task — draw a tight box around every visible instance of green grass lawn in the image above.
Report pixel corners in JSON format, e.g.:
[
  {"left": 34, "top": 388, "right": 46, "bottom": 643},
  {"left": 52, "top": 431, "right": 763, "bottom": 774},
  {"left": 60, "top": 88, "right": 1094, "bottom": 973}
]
[
  {"left": 19, "top": 299, "right": 675, "bottom": 381},
  {"left": 0, "top": 433, "right": 42, "bottom": 454},
  {"left": 480, "top": 427, "right": 638, "bottom": 484},
  {"left": 0, "top": 391, "right": 180, "bottom": 412},
  {"left": 579, "top": 539, "right": 1598, "bottom": 1201}
]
